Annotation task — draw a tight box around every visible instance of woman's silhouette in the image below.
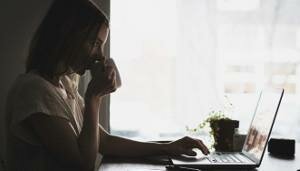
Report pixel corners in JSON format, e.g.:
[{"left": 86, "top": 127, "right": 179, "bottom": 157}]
[{"left": 5, "top": 0, "right": 209, "bottom": 170}]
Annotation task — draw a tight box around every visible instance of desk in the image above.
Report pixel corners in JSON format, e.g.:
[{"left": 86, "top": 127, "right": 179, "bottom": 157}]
[{"left": 99, "top": 143, "right": 300, "bottom": 171}]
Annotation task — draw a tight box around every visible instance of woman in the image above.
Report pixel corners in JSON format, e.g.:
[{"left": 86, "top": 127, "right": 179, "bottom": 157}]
[{"left": 5, "top": 0, "right": 209, "bottom": 170}]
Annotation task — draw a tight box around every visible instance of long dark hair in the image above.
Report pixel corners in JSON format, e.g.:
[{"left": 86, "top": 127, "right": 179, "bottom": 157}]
[{"left": 26, "top": 0, "right": 109, "bottom": 78}]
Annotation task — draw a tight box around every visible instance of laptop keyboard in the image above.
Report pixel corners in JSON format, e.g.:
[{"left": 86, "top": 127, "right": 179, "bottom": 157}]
[{"left": 207, "top": 152, "right": 244, "bottom": 163}]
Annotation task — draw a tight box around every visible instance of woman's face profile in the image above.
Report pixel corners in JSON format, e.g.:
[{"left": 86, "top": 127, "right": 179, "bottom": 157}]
[
  {"left": 73, "top": 23, "right": 110, "bottom": 75},
  {"left": 90, "top": 23, "right": 109, "bottom": 60}
]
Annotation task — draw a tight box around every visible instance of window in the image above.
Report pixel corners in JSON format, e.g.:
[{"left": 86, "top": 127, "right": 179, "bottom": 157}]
[{"left": 110, "top": 0, "right": 300, "bottom": 141}]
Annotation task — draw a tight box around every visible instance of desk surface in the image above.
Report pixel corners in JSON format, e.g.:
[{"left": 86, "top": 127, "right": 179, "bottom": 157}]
[{"left": 99, "top": 143, "right": 300, "bottom": 171}]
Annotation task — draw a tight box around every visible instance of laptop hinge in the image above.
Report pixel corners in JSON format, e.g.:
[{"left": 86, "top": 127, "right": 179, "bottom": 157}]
[{"left": 240, "top": 152, "right": 257, "bottom": 164}]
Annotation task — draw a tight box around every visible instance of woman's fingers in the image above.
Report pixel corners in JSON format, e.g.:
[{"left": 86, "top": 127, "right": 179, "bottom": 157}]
[
  {"left": 182, "top": 137, "right": 210, "bottom": 155},
  {"left": 196, "top": 139, "right": 210, "bottom": 155},
  {"left": 171, "top": 146, "right": 196, "bottom": 156},
  {"left": 167, "top": 136, "right": 210, "bottom": 157},
  {"left": 191, "top": 139, "right": 209, "bottom": 155},
  {"left": 94, "top": 64, "right": 116, "bottom": 85},
  {"left": 183, "top": 149, "right": 197, "bottom": 156},
  {"left": 88, "top": 62, "right": 118, "bottom": 97},
  {"left": 108, "top": 76, "right": 117, "bottom": 93},
  {"left": 107, "top": 67, "right": 116, "bottom": 80},
  {"left": 90, "top": 61, "right": 105, "bottom": 77}
]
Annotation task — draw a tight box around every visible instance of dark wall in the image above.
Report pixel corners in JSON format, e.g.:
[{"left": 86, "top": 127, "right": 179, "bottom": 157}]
[
  {"left": 0, "top": 0, "right": 110, "bottom": 162},
  {"left": 0, "top": 0, "right": 53, "bottom": 162}
]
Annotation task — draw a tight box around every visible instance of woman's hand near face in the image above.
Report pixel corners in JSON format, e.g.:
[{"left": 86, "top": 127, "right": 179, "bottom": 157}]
[
  {"left": 86, "top": 61, "right": 117, "bottom": 99},
  {"left": 164, "top": 136, "right": 210, "bottom": 156}
]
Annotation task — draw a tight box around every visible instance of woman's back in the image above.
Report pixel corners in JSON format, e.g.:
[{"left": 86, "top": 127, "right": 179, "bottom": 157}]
[{"left": 5, "top": 72, "right": 86, "bottom": 171}]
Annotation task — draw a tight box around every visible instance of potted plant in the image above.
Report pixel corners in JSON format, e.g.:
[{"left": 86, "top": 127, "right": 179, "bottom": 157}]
[{"left": 186, "top": 97, "right": 239, "bottom": 152}]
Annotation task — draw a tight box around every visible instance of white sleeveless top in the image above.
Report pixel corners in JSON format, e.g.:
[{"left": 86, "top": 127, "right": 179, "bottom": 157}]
[{"left": 5, "top": 72, "right": 102, "bottom": 171}]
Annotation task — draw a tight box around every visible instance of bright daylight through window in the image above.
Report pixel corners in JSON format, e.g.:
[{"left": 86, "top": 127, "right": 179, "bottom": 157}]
[{"left": 110, "top": 0, "right": 300, "bottom": 142}]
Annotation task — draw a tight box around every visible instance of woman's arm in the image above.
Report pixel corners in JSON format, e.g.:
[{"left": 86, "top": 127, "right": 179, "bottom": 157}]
[
  {"left": 77, "top": 96, "right": 101, "bottom": 169},
  {"left": 98, "top": 125, "right": 209, "bottom": 157},
  {"left": 98, "top": 125, "right": 165, "bottom": 157}
]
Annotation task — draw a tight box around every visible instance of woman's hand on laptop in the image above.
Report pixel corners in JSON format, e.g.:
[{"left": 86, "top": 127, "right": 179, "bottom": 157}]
[{"left": 164, "top": 136, "right": 210, "bottom": 156}]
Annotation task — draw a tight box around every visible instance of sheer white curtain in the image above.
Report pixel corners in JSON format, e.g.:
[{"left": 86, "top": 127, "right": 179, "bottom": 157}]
[
  {"left": 110, "top": 0, "right": 300, "bottom": 141},
  {"left": 175, "top": 0, "right": 221, "bottom": 129},
  {"left": 110, "top": 0, "right": 221, "bottom": 140}
]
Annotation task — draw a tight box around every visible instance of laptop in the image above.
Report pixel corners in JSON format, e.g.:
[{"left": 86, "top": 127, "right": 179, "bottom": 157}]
[{"left": 171, "top": 88, "right": 284, "bottom": 169}]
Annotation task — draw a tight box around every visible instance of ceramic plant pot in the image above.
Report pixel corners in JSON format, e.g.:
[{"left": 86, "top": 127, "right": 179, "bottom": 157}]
[{"left": 210, "top": 119, "right": 239, "bottom": 152}]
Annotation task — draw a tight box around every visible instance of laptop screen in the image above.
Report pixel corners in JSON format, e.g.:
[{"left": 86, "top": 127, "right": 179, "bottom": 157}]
[{"left": 242, "top": 89, "right": 283, "bottom": 161}]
